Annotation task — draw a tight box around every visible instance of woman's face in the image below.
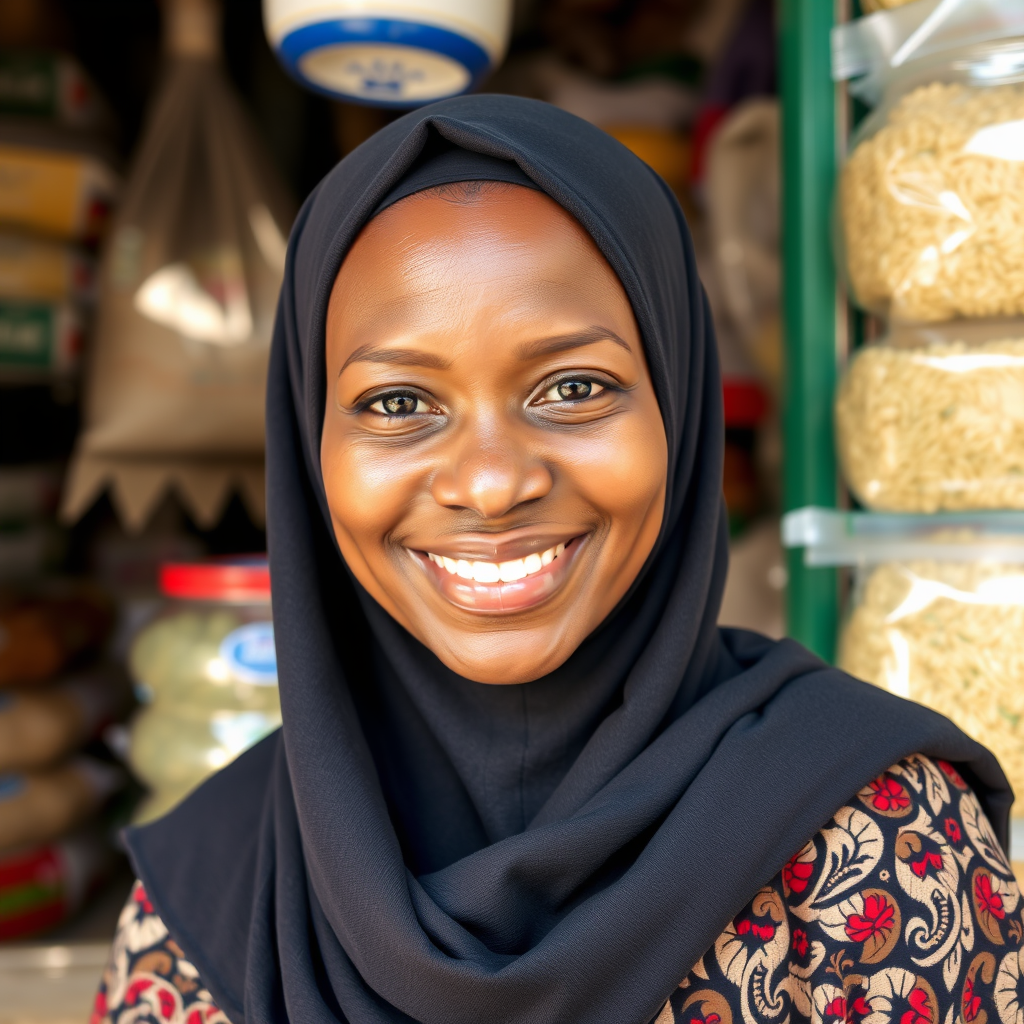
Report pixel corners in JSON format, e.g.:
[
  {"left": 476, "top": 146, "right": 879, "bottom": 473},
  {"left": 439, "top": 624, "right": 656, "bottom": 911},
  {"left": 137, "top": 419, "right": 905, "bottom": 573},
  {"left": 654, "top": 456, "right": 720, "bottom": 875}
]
[{"left": 322, "top": 185, "right": 668, "bottom": 684}]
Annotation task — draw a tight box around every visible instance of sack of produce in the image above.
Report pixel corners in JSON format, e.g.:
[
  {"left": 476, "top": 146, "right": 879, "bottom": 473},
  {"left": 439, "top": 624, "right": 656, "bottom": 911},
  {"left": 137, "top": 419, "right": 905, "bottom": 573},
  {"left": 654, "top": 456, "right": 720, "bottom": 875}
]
[
  {"left": 0, "top": 669, "right": 132, "bottom": 772},
  {"left": 0, "top": 588, "right": 113, "bottom": 687},
  {"left": 835, "top": 320, "right": 1024, "bottom": 512},
  {"left": 0, "top": 827, "right": 116, "bottom": 940},
  {"left": 839, "top": 555, "right": 1024, "bottom": 817},
  {"left": 62, "top": 0, "right": 294, "bottom": 533},
  {"left": 0, "top": 757, "right": 124, "bottom": 854},
  {"left": 838, "top": 33, "right": 1024, "bottom": 322},
  {"left": 128, "top": 560, "right": 280, "bottom": 823}
]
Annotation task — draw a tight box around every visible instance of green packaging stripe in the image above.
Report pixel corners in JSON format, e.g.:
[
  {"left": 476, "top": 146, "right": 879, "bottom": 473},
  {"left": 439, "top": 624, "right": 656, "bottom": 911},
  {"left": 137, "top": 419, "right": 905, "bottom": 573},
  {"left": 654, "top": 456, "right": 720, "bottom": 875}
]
[
  {"left": 0, "top": 879, "right": 62, "bottom": 920},
  {"left": 0, "top": 55, "right": 57, "bottom": 118},
  {"left": 0, "top": 302, "right": 56, "bottom": 367}
]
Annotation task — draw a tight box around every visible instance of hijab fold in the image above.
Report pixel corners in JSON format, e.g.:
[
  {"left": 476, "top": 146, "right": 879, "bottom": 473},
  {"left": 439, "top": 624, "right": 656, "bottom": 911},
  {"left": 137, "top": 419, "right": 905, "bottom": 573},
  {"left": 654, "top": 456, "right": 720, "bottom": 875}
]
[{"left": 127, "top": 95, "right": 1012, "bottom": 1024}]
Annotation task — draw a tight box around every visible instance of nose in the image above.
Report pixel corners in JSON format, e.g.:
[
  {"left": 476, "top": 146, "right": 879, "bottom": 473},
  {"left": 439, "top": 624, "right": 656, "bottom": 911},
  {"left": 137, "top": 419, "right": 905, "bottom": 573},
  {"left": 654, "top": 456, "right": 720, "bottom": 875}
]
[{"left": 430, "top": 422, "right": 553, "bottom": 519}]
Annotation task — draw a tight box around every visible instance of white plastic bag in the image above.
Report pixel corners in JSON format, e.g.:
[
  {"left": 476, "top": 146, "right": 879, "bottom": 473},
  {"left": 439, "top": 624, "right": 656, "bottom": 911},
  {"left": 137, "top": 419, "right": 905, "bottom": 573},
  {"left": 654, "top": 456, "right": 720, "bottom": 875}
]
[{"left": 64, "top": 0, "right": 294, "bottom": 531}]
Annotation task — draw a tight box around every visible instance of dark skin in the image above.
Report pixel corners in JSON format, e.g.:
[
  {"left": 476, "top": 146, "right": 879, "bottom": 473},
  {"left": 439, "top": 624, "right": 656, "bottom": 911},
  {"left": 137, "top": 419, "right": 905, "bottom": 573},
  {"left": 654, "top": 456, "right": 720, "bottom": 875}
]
[{"left": 321, "top": 184, "right": 668, "bottom": 684}]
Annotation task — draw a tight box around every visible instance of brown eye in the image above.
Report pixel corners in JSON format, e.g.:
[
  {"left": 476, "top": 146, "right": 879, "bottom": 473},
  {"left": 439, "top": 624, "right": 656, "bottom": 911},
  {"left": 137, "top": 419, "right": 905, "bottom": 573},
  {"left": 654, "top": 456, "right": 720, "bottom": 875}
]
[
  {"left": 369, "top": 392, "right": 425, "bottom": 416},
  {"left": 538, "top": 378, "right": 604, "bottom": 404},
  {"left": 558, "top": 380, "right": 592, "bottom": 400}
]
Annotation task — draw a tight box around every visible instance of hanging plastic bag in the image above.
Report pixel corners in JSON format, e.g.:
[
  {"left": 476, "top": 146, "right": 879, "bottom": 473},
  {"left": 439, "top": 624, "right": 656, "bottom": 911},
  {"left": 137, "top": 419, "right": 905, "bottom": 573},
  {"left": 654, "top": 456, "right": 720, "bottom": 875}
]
[{"left": 62, "top": 0, "right": 294, "bottom": 532}]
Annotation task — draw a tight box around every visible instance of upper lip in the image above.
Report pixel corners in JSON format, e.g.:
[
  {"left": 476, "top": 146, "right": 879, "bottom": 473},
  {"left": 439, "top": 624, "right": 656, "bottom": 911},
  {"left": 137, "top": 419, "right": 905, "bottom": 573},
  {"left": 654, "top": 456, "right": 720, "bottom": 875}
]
[{"left": 405, "top": 528, "right": 584, "bottom": 562}]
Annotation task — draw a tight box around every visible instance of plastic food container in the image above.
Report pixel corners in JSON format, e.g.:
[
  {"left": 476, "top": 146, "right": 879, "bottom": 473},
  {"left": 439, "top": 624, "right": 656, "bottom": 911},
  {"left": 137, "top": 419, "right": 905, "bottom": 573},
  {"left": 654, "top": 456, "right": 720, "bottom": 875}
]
[
  {"left": 839, "top": 557, "right": 1024, "bottom": 817},
  {"left": 127, "top": 559, "right": 280, "bottom": 824},
  {"left": 783, "top": 508, "right": 1024, "bottom": 819},
  {"left": 835, "top": 321, "right": 1024, "bottom": 512},
  {"left": 262, "top": 0, "right": 512, "bottom": 106},
  {"left": 838, "top": 39, "right": 1024, "bottom": 322}
]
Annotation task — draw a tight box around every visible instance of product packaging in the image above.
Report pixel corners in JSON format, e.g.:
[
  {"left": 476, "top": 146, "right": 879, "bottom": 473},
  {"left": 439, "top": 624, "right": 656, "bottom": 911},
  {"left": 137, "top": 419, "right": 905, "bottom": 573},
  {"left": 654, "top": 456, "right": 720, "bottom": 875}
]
[
  {"left": 0, "top": 757, "right": 124, "bottom": 854},
  {"left": 0, "top": 827, "right": 116, "bottom": 940},
  {"left": 0, "top": 589, "right": 113, "bottom": 687},
  {"left": 0, "top": 669, "right": 132, "bottom": 773},
  {"left": 128, "top": 560, "right": 280, "bottom": 823},
  {"left": 837, "top": 19, "right": 1024, "bottom": 322},
  {"left": 0, "top": 124, "right": 118, "bottom": 243},
  {"left": 835, "top": 320, "right": 1024, "bottom": 512},
  {"left": 0, "top": 299, "right": 83, "bottom": 378},
  {"left": 63, "top": 0, "right": 293, "bottom": 532},
  {"left": 783, "top": 507, "right": 1024, "bottom": 818},
  {"left": 0, "top": 232, "right": 95, "bottom": 304},
  {"left": 0, "top": 51, "right": 114, "bottom": 134}
]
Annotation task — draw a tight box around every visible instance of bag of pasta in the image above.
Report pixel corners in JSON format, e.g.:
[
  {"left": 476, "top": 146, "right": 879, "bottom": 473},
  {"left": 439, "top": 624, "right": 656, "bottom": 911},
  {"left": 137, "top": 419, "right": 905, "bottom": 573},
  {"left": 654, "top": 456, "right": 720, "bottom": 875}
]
[
  {"left": 835, "top": 320, "right": 1024, "bottom": 512},
  {"left": 838, "top": 553, "right": 1024, "bottom": 818},
  {"left": 838, "top": 32, "right": 1024, "bottom": 322}
]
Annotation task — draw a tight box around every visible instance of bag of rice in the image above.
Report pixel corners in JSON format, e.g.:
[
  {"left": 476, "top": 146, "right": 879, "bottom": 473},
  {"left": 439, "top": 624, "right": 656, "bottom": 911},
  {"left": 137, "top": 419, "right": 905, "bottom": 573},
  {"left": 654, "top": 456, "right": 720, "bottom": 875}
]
[
  {"left": 838, "top": 37, "right": 1024, "bottom": 322},
  {"left": 835, "top": 320, "right": 1024, "bottom": 512}
]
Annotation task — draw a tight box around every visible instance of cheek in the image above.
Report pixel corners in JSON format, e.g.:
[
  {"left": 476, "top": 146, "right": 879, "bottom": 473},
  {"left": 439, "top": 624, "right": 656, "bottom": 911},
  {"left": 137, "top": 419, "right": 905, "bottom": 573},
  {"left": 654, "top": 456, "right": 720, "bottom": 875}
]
[
  {"left": 321, "top": 429, "right": 422, "bottom": 552},
  {"left": 559, "top": 413, "right": 668, "bottom": 540}
]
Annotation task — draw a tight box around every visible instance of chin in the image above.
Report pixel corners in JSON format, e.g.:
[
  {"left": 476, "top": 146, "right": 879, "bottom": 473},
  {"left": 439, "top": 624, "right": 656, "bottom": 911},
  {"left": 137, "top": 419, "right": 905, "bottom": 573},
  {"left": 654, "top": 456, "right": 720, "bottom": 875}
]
[{"left": 427, "top": 626, "right": 580, "bottom": 685}]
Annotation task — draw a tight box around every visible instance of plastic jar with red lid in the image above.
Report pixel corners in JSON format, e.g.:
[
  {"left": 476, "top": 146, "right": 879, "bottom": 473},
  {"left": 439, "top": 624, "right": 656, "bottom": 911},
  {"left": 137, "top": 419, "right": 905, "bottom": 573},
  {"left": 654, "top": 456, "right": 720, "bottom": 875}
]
[{"left": 127, "top": 558, "right": 280, "bottom": 824}]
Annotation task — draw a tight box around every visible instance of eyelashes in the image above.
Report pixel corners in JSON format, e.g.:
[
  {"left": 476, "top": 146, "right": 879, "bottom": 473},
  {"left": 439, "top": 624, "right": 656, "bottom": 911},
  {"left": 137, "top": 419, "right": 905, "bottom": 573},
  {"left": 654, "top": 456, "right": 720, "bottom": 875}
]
[{"left": 357, "top": 375, "right": 616, "bottom": 420}]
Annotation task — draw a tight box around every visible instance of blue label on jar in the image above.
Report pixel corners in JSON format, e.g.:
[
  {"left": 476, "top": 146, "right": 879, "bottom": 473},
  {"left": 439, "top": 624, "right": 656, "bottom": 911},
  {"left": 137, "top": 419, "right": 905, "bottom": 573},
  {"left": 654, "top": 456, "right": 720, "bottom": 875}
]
[{"left": 219, "top": 622, "right": 277, "bottom": 685}]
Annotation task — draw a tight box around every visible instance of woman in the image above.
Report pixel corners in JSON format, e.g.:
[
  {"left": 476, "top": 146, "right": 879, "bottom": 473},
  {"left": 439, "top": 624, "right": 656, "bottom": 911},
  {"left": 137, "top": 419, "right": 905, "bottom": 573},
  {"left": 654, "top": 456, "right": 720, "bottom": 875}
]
[{"left": 95, "top": 96, "right": 1018, "bottom": 1024}]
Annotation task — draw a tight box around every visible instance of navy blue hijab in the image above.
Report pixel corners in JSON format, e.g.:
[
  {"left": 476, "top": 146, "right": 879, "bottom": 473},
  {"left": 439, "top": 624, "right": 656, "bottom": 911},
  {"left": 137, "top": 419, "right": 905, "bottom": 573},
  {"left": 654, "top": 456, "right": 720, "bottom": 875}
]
[{"left": 126, "top": 95, "right": 1012, "bottom": 1024}]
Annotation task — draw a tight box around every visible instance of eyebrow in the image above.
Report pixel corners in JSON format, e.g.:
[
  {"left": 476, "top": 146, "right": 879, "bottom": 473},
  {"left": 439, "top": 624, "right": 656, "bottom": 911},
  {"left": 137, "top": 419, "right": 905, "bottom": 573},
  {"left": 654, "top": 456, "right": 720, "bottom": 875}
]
[{"left": 338, "top": 327, "right": 631, "bottom": 375}]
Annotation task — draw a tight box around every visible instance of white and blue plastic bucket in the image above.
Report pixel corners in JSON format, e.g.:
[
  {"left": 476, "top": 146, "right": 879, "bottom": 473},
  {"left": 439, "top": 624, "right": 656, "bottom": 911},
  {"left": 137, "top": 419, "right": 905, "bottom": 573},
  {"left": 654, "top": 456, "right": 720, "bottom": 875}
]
[{"left": 263, "top": 0, "right": 512, "bottom": 107}]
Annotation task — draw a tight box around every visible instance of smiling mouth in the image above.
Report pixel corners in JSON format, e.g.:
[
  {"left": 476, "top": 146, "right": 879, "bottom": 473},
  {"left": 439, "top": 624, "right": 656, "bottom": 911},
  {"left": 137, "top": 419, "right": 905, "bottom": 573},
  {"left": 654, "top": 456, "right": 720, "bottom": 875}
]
[
  {"left": 408, "top": 536, "right": 584, "bottom": 614},
  {"left": 425, "top": 542, "right": 566, "bottom": 583}
]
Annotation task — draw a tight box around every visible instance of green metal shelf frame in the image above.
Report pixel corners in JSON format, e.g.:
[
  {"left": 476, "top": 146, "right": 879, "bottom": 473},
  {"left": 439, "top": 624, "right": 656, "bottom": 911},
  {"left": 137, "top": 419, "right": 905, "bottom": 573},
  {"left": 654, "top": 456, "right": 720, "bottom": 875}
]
[{"left": 779, "top": 0, "right": 843, "bottom": 661}]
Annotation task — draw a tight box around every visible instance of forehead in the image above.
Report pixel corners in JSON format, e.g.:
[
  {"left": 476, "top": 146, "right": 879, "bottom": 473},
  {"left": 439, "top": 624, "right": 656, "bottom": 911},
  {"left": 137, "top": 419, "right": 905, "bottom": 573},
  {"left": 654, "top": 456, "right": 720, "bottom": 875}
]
[{"left": 326, "top": 186, "right": 636, "bottom": 350}]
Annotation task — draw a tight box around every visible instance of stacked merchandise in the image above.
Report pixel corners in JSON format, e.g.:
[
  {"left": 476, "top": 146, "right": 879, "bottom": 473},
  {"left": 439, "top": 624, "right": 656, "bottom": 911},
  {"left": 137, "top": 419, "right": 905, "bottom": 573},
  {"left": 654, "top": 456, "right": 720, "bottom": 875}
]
[
  {"left": 126, "top": 560, "right": 280, "bottom": 825},
  {"left": 0, "top": 585, "right": 131, "bottom": 940},
  {"left": 788, "top": 0, "right": 1024, "bottom": 844}
]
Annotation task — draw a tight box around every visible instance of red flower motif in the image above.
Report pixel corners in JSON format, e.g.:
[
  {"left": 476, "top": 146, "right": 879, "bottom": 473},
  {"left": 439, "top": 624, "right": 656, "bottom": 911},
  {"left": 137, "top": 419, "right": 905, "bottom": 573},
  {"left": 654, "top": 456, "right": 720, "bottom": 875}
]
[
  {"left": 938, "top": 760, "right": 968, "bottom": 789},
  {"left": 962, "top": 977, "right": 981, "bottom": 1022},
  {"left": 869, "top": 776, "right": 911, "bottom": 812},
  {"left": 187, "top": 1013, "right": 204, "bottom": 1024},
  {"left": 825, "top": 997, "right": 847, "bottom": 1019},
  {"left": 735, "top": 918, "right": 776, "bottom": 941},
  {"left": 89, "top": 990, "right": 108, "bottom": 1024},
  {"left": 900, "top": 987, "right": 933, "bottom": 1024},
  {"left": 975, "top": 873, "right": 1005, "bottom": 920},
  {"left": 824, "top": 996, "right": 871, "bottom": 1024},
  {"left": 133, "top": 884, "right": 155, "bottom": 915},
  {"left": 690, "top": 1014, "right": 721, "bottom": 1024},
  {"left": 792, "top": 928, "right": 809, "bottom": 957},
  {"left": 845, "top": 893, "right": 896, "bottom": 943},
  {"left": 944, "top": 818, "right": 962, "bottom": 843},
  {"left": 911, "top": 850, "right": 944, "bottom": 879},
  {"left": 783, "top": 851, "right": 814, "bottom": 894},
  {"left": 125, "top": 978, "right": 154, "bottom": 1006},
  {"left": 158, "top": 986, "right": 176, "bottom": 1019}
]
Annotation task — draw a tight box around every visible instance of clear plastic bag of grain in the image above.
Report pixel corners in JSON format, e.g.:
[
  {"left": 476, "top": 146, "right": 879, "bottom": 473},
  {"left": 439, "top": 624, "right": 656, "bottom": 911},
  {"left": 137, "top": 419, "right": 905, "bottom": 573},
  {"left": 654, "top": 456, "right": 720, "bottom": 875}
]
[
  {"left": 838, "top": 553, "right": 1024, "bottom": 817},
  {"left": 835, "top": 320, "right": 1024, "bottom": 512},
  {"left": 838, "top": 39, "right": 1024, "bottom": 322}
]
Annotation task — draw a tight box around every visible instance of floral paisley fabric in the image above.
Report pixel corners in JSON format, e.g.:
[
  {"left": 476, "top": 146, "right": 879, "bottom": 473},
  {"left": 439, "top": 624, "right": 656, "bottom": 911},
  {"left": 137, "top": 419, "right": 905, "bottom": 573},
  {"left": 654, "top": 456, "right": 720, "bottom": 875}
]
[{"left": 95, "top": 754, "right": 1021, "bottom": 1024}]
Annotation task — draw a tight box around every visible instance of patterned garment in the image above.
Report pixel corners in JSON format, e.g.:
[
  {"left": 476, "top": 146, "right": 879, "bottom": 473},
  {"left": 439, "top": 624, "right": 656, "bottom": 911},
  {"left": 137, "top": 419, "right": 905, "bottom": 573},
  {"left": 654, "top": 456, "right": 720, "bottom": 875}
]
[{"left": 93, "top": 754, "right": 1022, "bottom": 1024}]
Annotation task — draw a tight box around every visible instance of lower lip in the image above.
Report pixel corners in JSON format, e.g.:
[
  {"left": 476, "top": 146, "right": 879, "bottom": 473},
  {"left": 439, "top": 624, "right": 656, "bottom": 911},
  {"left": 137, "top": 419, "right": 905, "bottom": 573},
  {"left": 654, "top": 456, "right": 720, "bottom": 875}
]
[{"left": 409, "top": 538, "right": 586, "bottom": 614}]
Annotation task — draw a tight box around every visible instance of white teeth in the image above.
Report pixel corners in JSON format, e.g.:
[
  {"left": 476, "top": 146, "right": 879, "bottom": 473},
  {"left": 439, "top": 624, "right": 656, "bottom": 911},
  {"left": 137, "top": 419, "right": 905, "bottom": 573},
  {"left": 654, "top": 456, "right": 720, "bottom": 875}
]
[{"left": 426, "top": 543, "right": 569, "bottom": 583}]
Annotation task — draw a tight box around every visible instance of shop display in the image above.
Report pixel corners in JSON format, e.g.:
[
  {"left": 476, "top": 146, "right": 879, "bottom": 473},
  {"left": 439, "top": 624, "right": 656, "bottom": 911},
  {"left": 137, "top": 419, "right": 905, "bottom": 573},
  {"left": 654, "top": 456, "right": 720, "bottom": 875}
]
[
  {"left": 0, "top": 828, "right": 115, "bottom": 941},
  {"left": 0, "top": 232, "right": 94, "bottom": 304},
  {"left": 835, "top": 322, "right": 1024, "bottom": 512},
  {"left": 0, "top": 299, "right": 83, "bottom": 377},
  {"left": 0, "top": 589, "right": 113, "bottom": 687},
  {"left": 839, "top": 558, "right": 1024, "bottom": 815},
  {"left": 0, "top": 126, "right": 118, "bottom": 243},
  {"left": 0, "top": 669, "right": 131, "bottom": 772},
  {"left": 264, "top": 0, "right": 512, "bottom": 106},
  {"left": 128, "top": 560, "right": 280, "bottom": 823},
  {"left": 63, "top": 0, "right": 293, "bottom": 533},
  {"left": 0, "top": 757, "right": 124, "bottom": 853},
  {"left": 840, "top": 56, "right": 1024, "bottom": 322},
  {"left": 0, "top": 51, "right": 113, "bottom": 133}
]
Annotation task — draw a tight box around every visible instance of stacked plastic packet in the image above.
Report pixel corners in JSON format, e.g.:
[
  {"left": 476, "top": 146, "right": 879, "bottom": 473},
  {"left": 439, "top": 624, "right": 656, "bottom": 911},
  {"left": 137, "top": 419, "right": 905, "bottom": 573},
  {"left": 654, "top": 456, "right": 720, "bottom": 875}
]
[
  {"left": 0, "top": 584, "right": 131, "bottom": 940},
  {"left": 786, "top": 0, "right": 1024, "bottom": 845}
]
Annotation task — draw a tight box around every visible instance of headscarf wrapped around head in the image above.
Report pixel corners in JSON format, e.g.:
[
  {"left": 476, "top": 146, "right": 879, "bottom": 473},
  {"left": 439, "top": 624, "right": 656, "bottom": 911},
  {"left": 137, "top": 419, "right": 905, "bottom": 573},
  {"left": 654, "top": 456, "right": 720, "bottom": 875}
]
[{"left": 126, "top": 95, "right": 1012, "bottom": 1024}]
